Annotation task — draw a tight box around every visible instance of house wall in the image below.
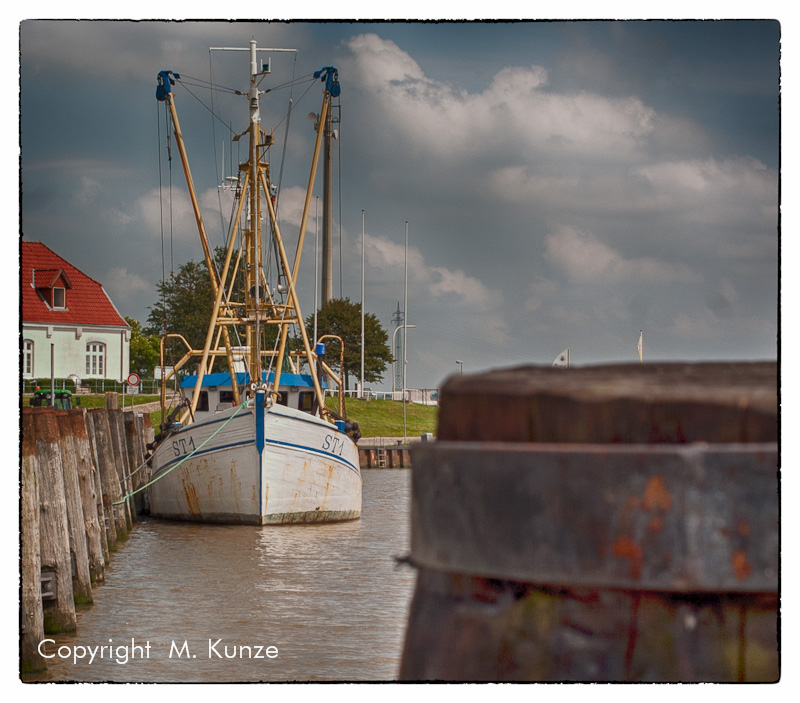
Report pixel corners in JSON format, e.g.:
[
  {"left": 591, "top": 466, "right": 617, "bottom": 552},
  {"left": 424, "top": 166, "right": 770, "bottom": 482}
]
[{"left": 22, "top": 323, "right": 130, "bottom": 381}]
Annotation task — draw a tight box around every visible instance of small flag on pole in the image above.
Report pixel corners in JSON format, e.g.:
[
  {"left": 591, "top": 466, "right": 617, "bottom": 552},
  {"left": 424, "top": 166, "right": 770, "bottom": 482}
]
[
  {"left": 637, "top": 330, "right": 643, "bottom": 363},
  {"left": 553, "top": 349, "right": 570, "bottom": 368}
]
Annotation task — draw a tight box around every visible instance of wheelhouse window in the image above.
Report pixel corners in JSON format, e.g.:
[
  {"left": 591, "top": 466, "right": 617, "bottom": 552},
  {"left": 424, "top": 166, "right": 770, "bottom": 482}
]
[
  {"left": 23, "top": 340, "right": 34, "bottom": 377},
  {"left": 86, "top": 342, "right": 105, "bottom": 376},
  {"left": 299, "top": 391, "right": 315, "bottom": 413}
]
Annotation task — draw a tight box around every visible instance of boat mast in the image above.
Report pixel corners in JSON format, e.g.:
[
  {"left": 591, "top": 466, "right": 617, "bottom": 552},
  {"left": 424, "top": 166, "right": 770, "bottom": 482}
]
[
  {"left": 156, "top": 47, "right": 342, "bottom": 423},
  {"left": 246, "top": 39, "right": 263, "bottom": 384}
]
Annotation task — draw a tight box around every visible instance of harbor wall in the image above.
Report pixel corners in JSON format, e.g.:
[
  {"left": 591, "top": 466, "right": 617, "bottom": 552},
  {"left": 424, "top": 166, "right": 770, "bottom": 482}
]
[
  {"left": 358, "top": 446, "right": 412, "bottom": 468},
  {"left": 399, "top": 362, "right": 779, "bottom": 682},
  {"left": 20, "top": 399, "right": 154, "bottom": 676}
]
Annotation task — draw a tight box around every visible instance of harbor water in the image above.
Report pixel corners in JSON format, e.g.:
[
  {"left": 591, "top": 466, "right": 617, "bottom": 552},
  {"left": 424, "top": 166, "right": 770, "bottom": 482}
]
[{"left": 29, "top": 469, "right": 414, "bottom": 683}]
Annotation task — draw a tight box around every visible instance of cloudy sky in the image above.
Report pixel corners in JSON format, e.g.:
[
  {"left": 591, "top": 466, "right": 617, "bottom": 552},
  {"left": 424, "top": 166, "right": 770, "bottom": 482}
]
[{"left": 16, "top": 15, "right": 782, "bottom": 390}]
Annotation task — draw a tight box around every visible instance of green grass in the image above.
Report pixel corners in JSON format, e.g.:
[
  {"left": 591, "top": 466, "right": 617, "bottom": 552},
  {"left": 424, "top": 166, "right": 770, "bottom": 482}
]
[
  {"left": 21, "top": 393, "right": 161, "bottom": 410},
  {"left": 106, "top": 394, "right": 437, "bottom": 437},
  {"left": 329, "top": 397, "right": 437, "bottom": 438}
]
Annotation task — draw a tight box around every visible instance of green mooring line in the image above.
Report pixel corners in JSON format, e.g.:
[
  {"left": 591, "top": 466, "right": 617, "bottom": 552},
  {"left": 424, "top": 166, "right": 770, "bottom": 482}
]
[{"left": 113, "top": 401, "right": 248, "bottom": 505}]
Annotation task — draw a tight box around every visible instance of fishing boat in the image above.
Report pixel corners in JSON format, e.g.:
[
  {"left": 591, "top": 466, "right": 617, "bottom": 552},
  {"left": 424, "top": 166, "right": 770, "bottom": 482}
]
[{"left": 147, "top": 40, "right": 362, "bottom": 525}]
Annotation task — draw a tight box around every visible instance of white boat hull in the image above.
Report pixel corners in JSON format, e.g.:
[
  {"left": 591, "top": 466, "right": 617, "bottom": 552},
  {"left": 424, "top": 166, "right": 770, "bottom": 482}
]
[{"left": 148, "top": 395, "right": 362, "bottom": 525}]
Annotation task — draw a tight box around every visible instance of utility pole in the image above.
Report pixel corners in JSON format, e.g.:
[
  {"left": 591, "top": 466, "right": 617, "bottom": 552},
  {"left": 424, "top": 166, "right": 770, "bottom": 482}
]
[{"left": 392, "top": 302, "right": 404, "bottom": 393}]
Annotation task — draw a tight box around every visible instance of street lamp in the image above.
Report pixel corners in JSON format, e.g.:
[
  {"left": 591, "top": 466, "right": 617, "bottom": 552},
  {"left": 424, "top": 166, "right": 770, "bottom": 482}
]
[{"left": 455, "top": 360, "right": 463, "bottom": 375}]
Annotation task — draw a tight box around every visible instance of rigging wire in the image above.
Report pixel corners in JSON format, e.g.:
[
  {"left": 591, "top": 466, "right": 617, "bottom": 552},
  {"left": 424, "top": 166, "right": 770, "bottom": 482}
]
[{"left": 208, "top": 51, "right": 228, "bottom": 247}]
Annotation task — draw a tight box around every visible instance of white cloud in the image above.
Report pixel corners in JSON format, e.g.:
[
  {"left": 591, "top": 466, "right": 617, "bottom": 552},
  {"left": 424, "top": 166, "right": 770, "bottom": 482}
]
[
  {"left": 103, "top": 266, "right": 152, "bottom": 302},
  {"left": 360, "top": 230, "right": 511, "bottom": 347},
  {"left": 636, "top": 156, "right": 777, "bottom": 228},
  {"left": 343, "top": 33, "right": 656, "bottom": 161},
  {"left": 544, "top": 225, "right": 698, "bottom": 285},
  {"left": 131, "top": 188, "right": 199, "bottom": 244}
]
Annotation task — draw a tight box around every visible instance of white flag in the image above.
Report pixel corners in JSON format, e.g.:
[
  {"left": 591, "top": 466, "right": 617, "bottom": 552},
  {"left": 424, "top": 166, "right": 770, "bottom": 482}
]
[
  {"left": 553, "top": 349, "right": 570, "bottom": 368},
  {"left": 637, "top": 330, "right": 643, "bottom": 363}
]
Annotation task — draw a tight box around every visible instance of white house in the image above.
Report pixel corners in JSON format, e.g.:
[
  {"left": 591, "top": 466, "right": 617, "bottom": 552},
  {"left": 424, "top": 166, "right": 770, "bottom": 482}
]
[{"left": 21, "top": 241, "right": 130, "bottom": 382}]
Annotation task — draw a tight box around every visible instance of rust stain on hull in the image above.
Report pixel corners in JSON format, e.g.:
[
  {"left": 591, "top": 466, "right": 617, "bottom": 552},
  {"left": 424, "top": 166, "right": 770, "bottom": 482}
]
[{"left": 182, "top": 479, "right": 202, "bottom": 516}]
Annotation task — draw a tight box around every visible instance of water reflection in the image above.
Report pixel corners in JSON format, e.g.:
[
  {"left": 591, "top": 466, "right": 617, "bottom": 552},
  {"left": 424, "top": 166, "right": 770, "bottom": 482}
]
[{"left": 28, "top": 470, "right": 414, "bottom": 683}]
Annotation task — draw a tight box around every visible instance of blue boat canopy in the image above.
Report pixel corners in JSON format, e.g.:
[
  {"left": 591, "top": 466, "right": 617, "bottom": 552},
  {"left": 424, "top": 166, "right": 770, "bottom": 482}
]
[{"left": 180, "top": 371, "right": 325, "bottom": 389}]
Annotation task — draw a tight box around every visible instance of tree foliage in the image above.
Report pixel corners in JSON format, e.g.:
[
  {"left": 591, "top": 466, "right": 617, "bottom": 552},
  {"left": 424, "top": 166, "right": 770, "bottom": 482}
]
[
  {"left": 146, "top": 258, "right": 215, "bottom": 349},
  {"left": 145, "top": 248, "right": 252, "bottom": 371},
  {"left": 306, "top": 297, "right": 393, "bottom": 390},
  {"left": 126, "top": 317, "right": 160, "bottom": 377}
]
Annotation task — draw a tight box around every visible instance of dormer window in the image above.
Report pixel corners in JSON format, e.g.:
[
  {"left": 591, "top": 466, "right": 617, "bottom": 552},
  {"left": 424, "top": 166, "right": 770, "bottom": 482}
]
[
  {"left": 53, "top": 287, "right": 66, "bottom": 309},
  {"left": 33, "top": 267, "right": 71, "bottom": 310}
]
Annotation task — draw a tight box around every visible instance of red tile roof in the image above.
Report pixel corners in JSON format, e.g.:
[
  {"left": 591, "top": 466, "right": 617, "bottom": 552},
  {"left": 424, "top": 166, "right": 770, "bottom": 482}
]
[{"left": 21, "top": 241, "right": 129, "bottom": 328}]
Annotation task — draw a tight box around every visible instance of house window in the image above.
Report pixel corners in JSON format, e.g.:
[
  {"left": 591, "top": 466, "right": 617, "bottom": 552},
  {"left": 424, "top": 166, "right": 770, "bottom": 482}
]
[
  {"left": 86, "top": 342, "right": 106, "bottom": 376},
  {"left": 53, "top": 287, "right": 66, "bottom": 309},
  {"left": 23, "top": 340, "right": 34, "bottom": 377}
]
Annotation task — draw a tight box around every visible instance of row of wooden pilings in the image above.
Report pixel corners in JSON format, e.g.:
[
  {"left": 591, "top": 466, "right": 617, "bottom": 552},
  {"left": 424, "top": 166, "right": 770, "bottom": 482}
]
[
  {"left": 358, "top": 446, "right": 412, "bottom": 468},
  {"left": 20, "top": 399, "right": 154, "bottom": 675}
]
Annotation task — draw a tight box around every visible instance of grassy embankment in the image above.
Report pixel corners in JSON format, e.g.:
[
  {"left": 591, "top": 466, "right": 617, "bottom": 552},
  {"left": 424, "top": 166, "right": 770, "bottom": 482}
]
[
  {"left": 23, "top": 393, "right": 438, "bottom": 438},
  {"left": 327, "top": 397, "right": 438, "bottom": 438}
]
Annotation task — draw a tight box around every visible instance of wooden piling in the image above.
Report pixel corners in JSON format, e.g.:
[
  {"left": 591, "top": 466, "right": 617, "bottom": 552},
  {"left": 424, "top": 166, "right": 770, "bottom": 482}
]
[
  {"left": 88, "top": 409, "right": 125, "bottom": 548},
  {"left": 20, "top": 405, "right": 155, "bottom": 677},
  {"left": 400, "top": 362, "right": 779, "bottom": 682},
  {"left": 84, "top": 410, "right": 110, "bottom": 565},
  {"left": 29, "top": 410, "right": 77, "bottom": 634},
  {"left": 64, "top": 409, "right": 105, "bottom": 583},
  {"left": 54, "top": 411, "right": 93, "bottom": 604},
  {"left": 123, "top": 412, "right": 149, "bottom": 517},
  {"left": 108, "top": 409, "right": 134, "bottom": 529},
  {"left": 20, "top": 412, "right": 47, "bottom": 674}
]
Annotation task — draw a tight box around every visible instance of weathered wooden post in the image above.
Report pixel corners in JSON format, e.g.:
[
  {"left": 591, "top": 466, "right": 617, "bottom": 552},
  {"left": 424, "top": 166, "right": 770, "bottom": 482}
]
[
  {"left": 88, "top": 409, "right": 125, "bottom": 548},
  {"left": 20, "top": 412, "right": 47, "bottom": 674},
  {"left": 123, "top": 412, "right": 148, "bottom": 517},
  {"left": 54, "top": 411, "right": 93, "bottom": 604},
  {"left": 104, "top": 391, "right": 119, "bottom": 410},
  {"left": 400, "top": 362, "right": 778, "bottom": 682},
  {"left": 29, "top": 410, "right": 77, "bottom": 634},
  {"left": 84, "top": 411, "right": 110, "bottom": 565},
  {"left": 108, "top": 409, "right": 134, "bottom": 528},
  {"left": 66, "top": 409, "right": 105, "bottom": 583}
]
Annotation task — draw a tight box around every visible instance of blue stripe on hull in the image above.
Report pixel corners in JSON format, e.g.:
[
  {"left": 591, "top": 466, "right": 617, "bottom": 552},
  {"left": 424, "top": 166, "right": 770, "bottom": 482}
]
[
  {"left": 153, "top": 438, "right": 255, "bottom": 476},
  {"left": 265, "top": 438, "right": 360, "bottom": 474}
]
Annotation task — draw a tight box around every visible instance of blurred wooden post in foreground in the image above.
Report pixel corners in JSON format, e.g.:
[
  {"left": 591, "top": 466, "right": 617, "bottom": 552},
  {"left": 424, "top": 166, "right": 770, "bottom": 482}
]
[{"left": 401, "top": 362, "right": 778, "bottom": 682}]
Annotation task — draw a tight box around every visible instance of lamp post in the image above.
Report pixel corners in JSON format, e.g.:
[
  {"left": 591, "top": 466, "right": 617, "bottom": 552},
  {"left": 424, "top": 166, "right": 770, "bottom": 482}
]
[
  {"left": 455, "top": 359, "right": 463, "bottom": 375},
  {"left": 403, "top": 221, "right": 409, "bottom": 443},
  {"left": 360, "top": 210, "right": 365, "bottom": 399}
]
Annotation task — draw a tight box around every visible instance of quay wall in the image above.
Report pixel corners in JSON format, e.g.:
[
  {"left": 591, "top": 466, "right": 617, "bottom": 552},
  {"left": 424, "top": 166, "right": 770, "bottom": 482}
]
[{"left": 20, "top": 395, "right": 154, "bottom": 676}]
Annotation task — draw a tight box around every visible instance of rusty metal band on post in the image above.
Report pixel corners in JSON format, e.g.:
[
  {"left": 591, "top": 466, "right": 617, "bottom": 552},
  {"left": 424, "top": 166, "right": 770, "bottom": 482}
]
[{"left": 409, "top": 442, "right": 778, "bottom": 594}]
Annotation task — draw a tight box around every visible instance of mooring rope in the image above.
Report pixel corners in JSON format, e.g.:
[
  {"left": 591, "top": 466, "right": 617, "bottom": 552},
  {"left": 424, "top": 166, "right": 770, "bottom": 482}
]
[{"left": 112, "top": 400, "right": 249, "bottom": 505}]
